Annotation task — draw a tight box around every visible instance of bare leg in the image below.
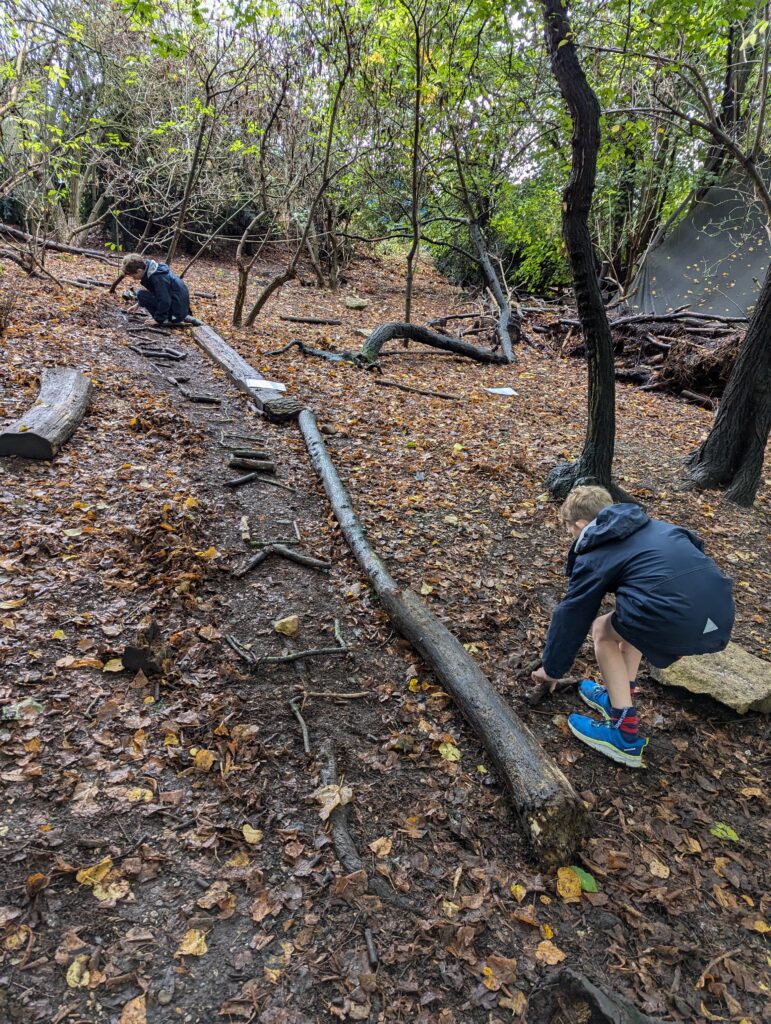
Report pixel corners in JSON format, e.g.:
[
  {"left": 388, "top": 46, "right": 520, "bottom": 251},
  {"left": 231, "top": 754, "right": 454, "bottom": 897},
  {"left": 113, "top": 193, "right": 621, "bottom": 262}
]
[
  {"left": 619, "top": 639, "right": 643, "bottom": 684},
  {"left": 592, "top": 613, "right": 641, "bottom": 709}
]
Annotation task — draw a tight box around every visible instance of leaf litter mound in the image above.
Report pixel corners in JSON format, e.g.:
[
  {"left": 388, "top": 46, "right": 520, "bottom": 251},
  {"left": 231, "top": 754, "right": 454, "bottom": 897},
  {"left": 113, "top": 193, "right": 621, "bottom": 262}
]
[{"left": 0, "top": 251, "right": 769, "bottom": 1023}]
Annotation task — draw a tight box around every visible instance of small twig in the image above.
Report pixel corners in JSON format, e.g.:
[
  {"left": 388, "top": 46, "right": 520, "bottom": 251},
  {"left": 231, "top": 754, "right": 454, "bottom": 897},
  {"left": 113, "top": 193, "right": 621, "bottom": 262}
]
[
  {"left": 229, "top": 456, "right": 276, "bottom": 473},
  {"left": 225, "top": 633, "right": 256, "bottom": 665},
  {"left": 293, "top": 520, "right": 302, "bottom": 542},
  {"left": 224, "top": 472, "right": 296, "bottom": 492},
  {"left": 301, "top": 690, "right": 369, "bottom": 700},
  {"left": 289, "top": 697, "right": 311, "bottom": 754},
  {"left": 364, "top": 928, "right": 379, "bottom": 968},
  {"left": 240, "top": 516, "right": 251, "bottom": 543},
  {"left": 373, "top": 378, "right": 459, "bottom": 401},
  {"left": 234, "top": 543, "right": 330, "bottom": 578},
  {"left": 280, "top": 314, "right": 342, "bottom": 325},
  {"left": 255, "top": 646, "right": 348, "bottom": 666}
]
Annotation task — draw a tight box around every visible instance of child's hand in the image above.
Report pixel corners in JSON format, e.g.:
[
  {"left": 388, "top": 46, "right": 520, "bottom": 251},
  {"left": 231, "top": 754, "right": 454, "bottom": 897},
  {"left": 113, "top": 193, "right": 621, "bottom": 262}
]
[{"left": 531, "top": 666, "right": 559, "bottom": 692}]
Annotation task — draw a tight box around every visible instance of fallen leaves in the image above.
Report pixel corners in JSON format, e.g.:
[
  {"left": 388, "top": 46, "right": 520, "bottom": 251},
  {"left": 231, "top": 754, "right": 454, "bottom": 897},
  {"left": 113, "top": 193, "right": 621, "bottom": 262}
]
[
  {"left": 556, "top": 866, "right": 582, "bottom": 903},
  {"left": 175, "top": 928, "right": 208, "bottom": 957},
  {"left": 242, "top": 824, "right": 263, "bottom": 844},
  {"left": 191, "top": 747, "right": 216, "bottom": 771},
  {"left": 535, "top": 939, "right": 566, "bottom": 965},
  {"left": 119, "top": 994, "right": 147, "bottom": 1024},
  {"left": 368, "top": 836, "right": 392, "bottom": 857},
  {"left": 274, "top": 614, "right": 300, "bottom": 636},
  {"left": 711, "top": 822, "right": 740, "bottom": 842},
  {"left": 75, "top": 857, "right": 132, "bottom": 903},
  {"left": 313, "top": 782, "right": 353, "bottom": 820}
]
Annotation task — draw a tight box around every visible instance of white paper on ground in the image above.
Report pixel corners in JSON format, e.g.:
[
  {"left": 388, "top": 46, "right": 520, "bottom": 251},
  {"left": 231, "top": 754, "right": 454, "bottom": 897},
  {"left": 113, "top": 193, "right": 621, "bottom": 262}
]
[
  {"left": 483, "top": 386, "right": 518, "bottom": 396},
  {"left": 246, "top": 378, "right": 287, "bottom": 392}
]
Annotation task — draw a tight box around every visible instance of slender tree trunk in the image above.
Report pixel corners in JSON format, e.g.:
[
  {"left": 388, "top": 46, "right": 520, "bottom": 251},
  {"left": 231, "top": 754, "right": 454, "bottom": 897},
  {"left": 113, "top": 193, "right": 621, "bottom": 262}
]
[
  {"left": 167, "top": 111, "right": 209, "bottom": 265},
  {"left": 404, "top": 7, "right": 424, "bottom": 323},
  {"left": 541, "top": 0, "right": 616, "bottom": 498},
  {"left": 684, "top": 263, "right": 771, "bottom": 506}
]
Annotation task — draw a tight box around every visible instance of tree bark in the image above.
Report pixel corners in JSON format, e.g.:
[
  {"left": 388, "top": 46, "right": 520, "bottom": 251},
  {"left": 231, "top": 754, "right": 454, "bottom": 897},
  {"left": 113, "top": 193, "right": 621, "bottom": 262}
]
[
  {"left": 684, "top": 263, "right": 771, "bottom": 505},
  {"left": 299, "top": 410, "right": 588, "bottom": 865},
  {"left": 541, "top": 0, "right": 616, "bottom": 498}
]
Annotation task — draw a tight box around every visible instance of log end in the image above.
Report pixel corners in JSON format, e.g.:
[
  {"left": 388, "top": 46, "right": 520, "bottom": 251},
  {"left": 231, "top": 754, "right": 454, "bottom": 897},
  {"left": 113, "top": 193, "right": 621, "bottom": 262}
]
[
  {"left": 525, "top": 792, "right": 590, "bottom": 867},
  {"left": 0, "top": 429, "right": 54, "bottom": 460}
]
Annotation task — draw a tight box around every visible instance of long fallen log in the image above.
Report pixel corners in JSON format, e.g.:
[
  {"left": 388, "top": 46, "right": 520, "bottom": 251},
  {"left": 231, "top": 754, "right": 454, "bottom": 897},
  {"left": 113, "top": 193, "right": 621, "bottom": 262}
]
[
  {"left": 189, "top": 324, "right": 304, "bottom": 423},
  {"left": 360, "top": 322, "right": 508, "bottom": 365},
  {"left": 299, "top": 409, "right": 588, "bottom": 865},
  {"left": 0, "top": 222, "right": 119, "bottom": 264},
  {"left": 0, "top": 368, "right": 91, "bottom": 459}
]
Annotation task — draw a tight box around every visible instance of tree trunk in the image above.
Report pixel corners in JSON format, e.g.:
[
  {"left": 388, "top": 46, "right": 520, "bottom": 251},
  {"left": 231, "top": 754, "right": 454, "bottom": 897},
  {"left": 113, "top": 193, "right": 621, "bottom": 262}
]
[
  {"left": 360, "top": 322, "right": 508, "bottom": 365},
  {"left": 167, "top": 111, "right": 209, "bottom": 265},
  {"left": 468, "top": 219, "right": 518, "bottom": 362},
  {"left": 684, "top": 263, "right": 771, "bottom": 505},
  {"left": 541, "top": 0, "right": 616, "bottom": 498}
]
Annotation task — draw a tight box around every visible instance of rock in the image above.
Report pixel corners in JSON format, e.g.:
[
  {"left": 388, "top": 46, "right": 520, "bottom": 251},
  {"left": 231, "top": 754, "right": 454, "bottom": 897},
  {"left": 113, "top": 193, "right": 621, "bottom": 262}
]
[
  {"left": 650, "top": 642, "right": 771, "bottom": 714},
  {"left": 344, "top": 295, "right": 368, "bottom": 310},
  {"left": 274, "top": 614, "right": 300, "bottom": 637}
]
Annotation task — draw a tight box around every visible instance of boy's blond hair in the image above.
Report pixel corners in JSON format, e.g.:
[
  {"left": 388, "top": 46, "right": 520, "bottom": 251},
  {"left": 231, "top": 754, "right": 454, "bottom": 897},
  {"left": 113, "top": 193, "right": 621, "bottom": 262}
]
[
  {"left": 121, "top": 253, "right": 147, "bottom": 276},
  {"left": 559, "top": 485, "right": 614, "bottom": 525}
]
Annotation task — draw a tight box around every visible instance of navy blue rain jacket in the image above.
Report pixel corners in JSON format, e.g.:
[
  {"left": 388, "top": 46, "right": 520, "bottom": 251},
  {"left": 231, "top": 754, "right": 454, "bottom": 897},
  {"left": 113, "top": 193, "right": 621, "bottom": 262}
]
[
  {"left": 140, "top": 261, "right": 190, "bottom": 324},
  {"left": 541, "top": 504, "right": 734, "bottom": 678}
]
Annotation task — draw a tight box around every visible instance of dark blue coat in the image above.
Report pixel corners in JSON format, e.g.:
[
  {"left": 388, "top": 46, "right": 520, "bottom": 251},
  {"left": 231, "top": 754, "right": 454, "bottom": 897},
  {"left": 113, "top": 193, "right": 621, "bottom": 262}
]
[
  {"left": 140, "top": 262, "right": 190, "bottom": 324},
  {"left": 541, "top": 504, "right": 734, "bottom": 678}
]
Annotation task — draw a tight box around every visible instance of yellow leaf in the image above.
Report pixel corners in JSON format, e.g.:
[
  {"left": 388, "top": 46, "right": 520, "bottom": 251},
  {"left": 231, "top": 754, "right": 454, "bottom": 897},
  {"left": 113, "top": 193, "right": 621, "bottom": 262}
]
[
  {"left": 535, "top": 940, "right": 566, "bottom": 965},
  {"left": 482, "top": 965, "right": 499, "bottom": 991},
  {"left": 540, "top": 923, "right": 554, "bottom": 939},
  {"left": 750, "top": 919, "right": 770, "bottom": 933},
  {"left": 193, "top": 749, "right": 215, "bottom": 771},
  {"left": 438, "top": 741, "right": 461, "bottom": 762},
  {"left": 452, "top": 443, "right": 464, "bottom": 454},
  {"left": 92, "top": 877, "right": 131, "bottom": 902},
  {"left": 510, "top": 882, "right": 527, "bottom": 903},
  {"left": 0, "top": 599, "right": 26, "bottom": 610},
  {"left": 195, "top": 546, "right": 220, "bottom": 560},
  {"left": 499, "top": 990, "right": 528, "bottom": 1015},
  {"left": 556, "top": 866, "right": 582, "bottom": 903},
  {"left": 184, "top": 497, "right": 199, "bottom": 509},
  {"left": 264, "top": 966, "right": 282, "bottom": 984},
  {"left": 3, "top": 924, "right": 31, "bottom": 951},
  {"left": 18, "top": 425, "right": 28, "bottom": 432},
  {"left": 442, "top": 899, "right": 460, "bottom": 918},
  {"left": 740, "top": 787, "right": 764, "bottom": 799},
  {"left": 76, "top": 857, "right": 112, "bottom": 887},
  {"left": 649, "top": 859, "right": 670, "bottom": 879},
  {"left": 66, "top": 955, "right": 90, "bottom": 988},
  {"left": 175, "top": 928, "right": 208, "bottom": 957},
  {"left": 312, "top": 782, "right": 353, "bottom": 820},
  {"left": 419, "top": 582, "right": 434, "bottom": 595},
  {"left": 164, "top": 733, "right": 179, "bottom": 746},
  {"left": 368, "top": 836, "right": 392, "bottom": 857},
  {"left": 226, "top": 850, "right": 250, "bottom": 868},
  {"left": 51, "top": 629, "right": 66, "bottom": 640},
  {"left": 119, "top": 994, "right": 147, "bottom": 1024},
  {"left": 274, "top": 614, "right": 299, "bottom": 636},
  {"left": 126, "top": 788, "right": 153, "bottom": 803},
  {"left": 408, "top": 677, "right": 420, "bottom": 692},
  {"left": 242, "top": 824, "right": 264, "bottom": 845},
  {"left": 103, "top": 658, "right": 124, "bottom": 673}
]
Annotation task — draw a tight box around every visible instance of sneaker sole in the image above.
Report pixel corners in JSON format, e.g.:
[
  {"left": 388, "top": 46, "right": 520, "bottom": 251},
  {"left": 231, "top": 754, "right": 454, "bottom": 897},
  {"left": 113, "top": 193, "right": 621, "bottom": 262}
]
[
  {"left": 568, "top": 720, "right": 648, "bottom": 768},
  {"left": 579, "top": 691, "right": 611, "bottom": 720}
]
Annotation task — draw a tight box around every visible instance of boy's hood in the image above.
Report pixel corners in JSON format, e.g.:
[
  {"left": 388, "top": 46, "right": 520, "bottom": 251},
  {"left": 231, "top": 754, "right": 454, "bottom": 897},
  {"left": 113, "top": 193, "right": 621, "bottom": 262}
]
[
  {"left": 574, "top": 503, "right": 650, "bottom": 555},
  {"left": 144, "top": 260, "right": 169, "bottom": 278}
]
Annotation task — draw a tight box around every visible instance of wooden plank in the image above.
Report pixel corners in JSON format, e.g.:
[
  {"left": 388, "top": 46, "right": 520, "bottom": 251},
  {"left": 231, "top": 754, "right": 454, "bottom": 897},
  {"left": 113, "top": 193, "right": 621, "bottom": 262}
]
[
  {"left": 0, "top": 368, "right": 91, "bottom": 460},
  {"left": 190, "top": 325, "right": 303, "bottom": 423}
]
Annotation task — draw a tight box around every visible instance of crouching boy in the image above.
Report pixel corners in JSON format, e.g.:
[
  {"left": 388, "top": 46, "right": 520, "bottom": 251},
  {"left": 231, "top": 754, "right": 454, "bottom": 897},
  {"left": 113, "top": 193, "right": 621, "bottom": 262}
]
[
  {"left": 532, "top": 486, "right": 734, "bottom": 767},
  {"left": 120, "top": 253, "right": 191, "bottom": 325}
]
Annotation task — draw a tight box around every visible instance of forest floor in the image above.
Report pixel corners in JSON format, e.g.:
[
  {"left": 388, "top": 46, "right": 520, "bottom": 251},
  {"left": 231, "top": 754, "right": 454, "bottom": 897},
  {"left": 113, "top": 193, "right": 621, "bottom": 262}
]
[{"left": 0, "top": 249, "right": 769, "bottom": 1024}]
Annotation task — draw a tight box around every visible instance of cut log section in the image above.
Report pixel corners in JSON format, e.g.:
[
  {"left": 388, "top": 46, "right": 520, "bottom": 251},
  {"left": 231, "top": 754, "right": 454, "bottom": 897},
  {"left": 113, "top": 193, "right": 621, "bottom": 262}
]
[
  {"left": 299, "top": 409, "right": 588, "bottom": 865},
  {"left": 0, "top": 367, "right": 91, "bottom": 460},
  {"left": 190, "top": 324, "right": 304, "bottom": 423}
]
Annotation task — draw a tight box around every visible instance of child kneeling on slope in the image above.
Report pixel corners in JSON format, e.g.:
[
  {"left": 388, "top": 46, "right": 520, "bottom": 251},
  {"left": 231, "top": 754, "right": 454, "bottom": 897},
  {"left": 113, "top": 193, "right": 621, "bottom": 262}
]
[
  {"left": 531, "top": 485, "right": 735, "bottom": 768},
  {"left": 120, "top": 253, "right": 191, "bottom": 326}
]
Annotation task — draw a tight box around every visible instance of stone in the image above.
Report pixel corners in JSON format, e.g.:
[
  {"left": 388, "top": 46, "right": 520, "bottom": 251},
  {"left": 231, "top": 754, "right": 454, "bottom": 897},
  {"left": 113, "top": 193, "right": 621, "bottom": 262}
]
[
  {"left": 344, "top": 295, "right": 368, "bottom": 310},
  {"left": 650, "top": 642, "right": 771, "bottom": 714}
]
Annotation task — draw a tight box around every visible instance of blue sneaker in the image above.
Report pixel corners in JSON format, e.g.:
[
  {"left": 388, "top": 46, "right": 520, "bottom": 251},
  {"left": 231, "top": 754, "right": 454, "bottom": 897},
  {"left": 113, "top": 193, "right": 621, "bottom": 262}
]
[
  {"left": 578, "top": 679, "right": 612, "bottom": 719},
  {"left": 568, "top": 713, "right": 649, "bottom": 768}
]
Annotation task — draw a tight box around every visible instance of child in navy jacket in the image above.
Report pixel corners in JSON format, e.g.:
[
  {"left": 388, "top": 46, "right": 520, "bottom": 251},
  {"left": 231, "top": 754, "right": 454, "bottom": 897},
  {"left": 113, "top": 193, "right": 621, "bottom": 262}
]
[
  {"left": 121, "top": 253, "right": 191, "bottom": 325},
  {"left": 532, "top": 486, "right": 734, "bottom": 767}
]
